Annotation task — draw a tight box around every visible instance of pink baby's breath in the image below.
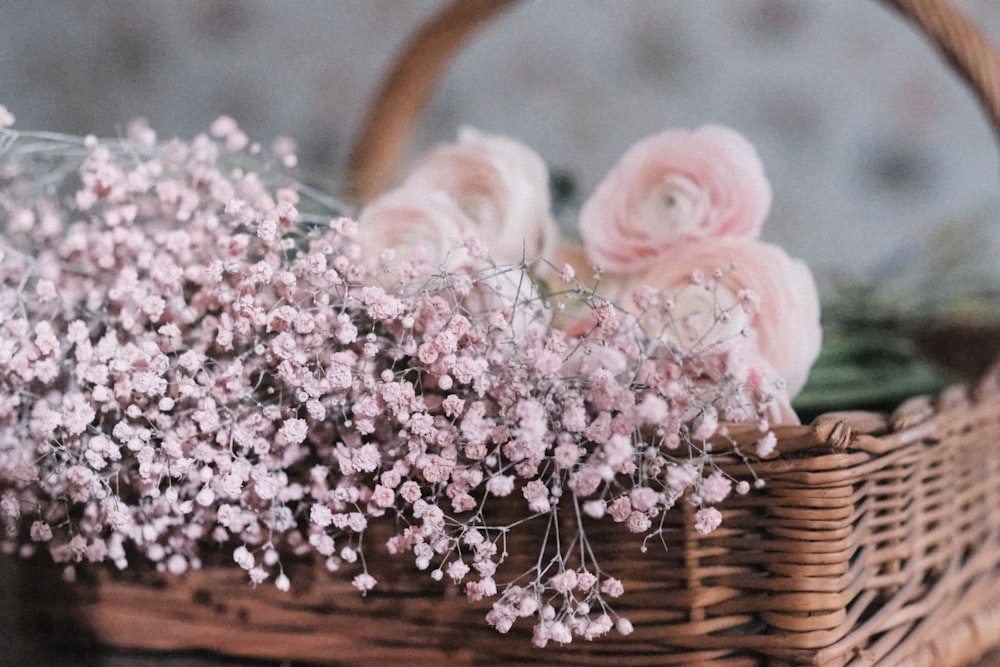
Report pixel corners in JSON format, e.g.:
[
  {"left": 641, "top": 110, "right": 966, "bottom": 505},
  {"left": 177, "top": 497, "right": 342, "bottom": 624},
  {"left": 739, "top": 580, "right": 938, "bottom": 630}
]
[
  {"left": 756, "top": 431, "right": 778, "bottom": 458},
  {"left": 694, "top": 506, "right": 723, "bottom": 535},
  {"left": 0, "top": 119, "right": 798, "bottom": 649}
]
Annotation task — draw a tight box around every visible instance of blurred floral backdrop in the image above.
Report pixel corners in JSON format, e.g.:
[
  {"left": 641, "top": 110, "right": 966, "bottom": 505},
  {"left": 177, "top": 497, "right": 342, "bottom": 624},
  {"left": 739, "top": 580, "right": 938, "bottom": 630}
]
[{"left": 2, "top": 0, "right": 999, "bottom": 282}]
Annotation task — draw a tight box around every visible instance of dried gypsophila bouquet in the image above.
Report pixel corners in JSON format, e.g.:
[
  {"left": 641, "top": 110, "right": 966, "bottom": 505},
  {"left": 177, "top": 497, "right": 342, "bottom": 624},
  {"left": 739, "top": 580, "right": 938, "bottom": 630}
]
[{"left": 0, "top": 103, "right": 821, "bottom": 646}]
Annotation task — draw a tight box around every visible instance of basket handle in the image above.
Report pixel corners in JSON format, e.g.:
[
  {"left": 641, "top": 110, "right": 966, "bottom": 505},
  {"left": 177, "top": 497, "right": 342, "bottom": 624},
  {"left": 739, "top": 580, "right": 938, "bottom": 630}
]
[{"left": 345, "top": 0, "right": 1000, "bottom": 203}]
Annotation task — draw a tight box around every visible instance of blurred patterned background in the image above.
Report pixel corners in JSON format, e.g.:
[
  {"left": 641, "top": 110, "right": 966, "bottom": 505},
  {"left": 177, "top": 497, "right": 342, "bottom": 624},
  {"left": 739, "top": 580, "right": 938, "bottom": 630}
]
[{"left": 2, "top": 0, "right": 1000, "bottom": 286}]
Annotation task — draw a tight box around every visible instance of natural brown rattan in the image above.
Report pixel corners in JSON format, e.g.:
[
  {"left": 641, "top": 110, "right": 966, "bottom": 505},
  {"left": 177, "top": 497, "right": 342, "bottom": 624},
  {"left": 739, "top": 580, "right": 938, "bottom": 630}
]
[
  {"left": 12, "top": 1, "right": 1000, "bottom": 665},
  {"left": 16, "top": 369, "right": 1000, "bottom": 665}
]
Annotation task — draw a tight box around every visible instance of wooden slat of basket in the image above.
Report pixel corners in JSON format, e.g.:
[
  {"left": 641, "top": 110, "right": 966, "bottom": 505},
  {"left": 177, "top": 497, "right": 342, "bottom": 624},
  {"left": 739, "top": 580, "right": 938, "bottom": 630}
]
[{"left": 17, "top": 368, "right": 1000, "bottom": 665}]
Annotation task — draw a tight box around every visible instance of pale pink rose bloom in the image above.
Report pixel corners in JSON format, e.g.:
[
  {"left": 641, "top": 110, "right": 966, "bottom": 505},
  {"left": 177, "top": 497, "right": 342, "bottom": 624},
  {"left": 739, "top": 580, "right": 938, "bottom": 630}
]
[
  {"left": 579, "top": 125, "right": 772, "bottom": 273},
  {"left": 630, "top": 264, "right": 751, "bottom": 351},
  {"left": 402, "top": 127, "right": 559, "bottom": 265},
  {"left": 628, "top": 237, "right": 821, "bottom": 404},
  {"left": 356, "top": 187, "right": 474, "bottom": 276}
]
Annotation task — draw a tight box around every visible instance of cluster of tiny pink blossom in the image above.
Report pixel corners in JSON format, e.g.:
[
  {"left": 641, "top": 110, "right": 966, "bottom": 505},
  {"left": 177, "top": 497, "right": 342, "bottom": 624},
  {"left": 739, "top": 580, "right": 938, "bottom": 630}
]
[{"left": 0, "top": 117, "right": 781, "bottom": 645}]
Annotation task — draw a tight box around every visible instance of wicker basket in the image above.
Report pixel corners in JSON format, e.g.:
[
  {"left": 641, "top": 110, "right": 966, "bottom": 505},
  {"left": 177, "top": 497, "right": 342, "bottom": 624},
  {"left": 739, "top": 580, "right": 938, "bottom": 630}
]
[{"left": 11, "top": 1, "right": 1000, "bottom": 665}]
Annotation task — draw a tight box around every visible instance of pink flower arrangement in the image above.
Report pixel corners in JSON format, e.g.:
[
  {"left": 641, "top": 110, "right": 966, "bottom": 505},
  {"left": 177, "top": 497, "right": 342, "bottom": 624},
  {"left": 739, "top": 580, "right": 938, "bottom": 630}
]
[
  {"left": 360, "top": 127, "right": 558, "bottom": 276},
  {"left": 566, "top": 125, "right": 820, "bottom": 421},
  {"left": 628, "top": 237, "right": 821, "bottom": 399},
  {"left": 0, "top": 113, "right": 819, "bottom": 646},
  {"left": 579, "top": 125, "right": 772, "bottom": 273}
]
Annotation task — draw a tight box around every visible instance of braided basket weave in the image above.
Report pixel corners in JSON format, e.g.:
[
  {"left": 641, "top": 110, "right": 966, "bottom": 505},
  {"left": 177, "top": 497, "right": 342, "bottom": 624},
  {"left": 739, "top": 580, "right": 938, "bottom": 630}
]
[{"left": 13, "top": 1, "right": 1000, "bottom": 665}]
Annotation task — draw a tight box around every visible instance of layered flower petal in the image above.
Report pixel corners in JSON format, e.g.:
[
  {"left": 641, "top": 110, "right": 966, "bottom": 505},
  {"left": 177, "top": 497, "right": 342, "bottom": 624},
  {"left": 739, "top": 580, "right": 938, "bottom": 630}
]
[
  {"left": 580, "top": 125, "right": 771, "bottom": 272},
  {"left": 356, "top": 187, "right": 474, "bottom": 276},
  {"left": 403, "top": 127, "right": 558, "bottom": 265},
  {"left": 627, "top": 237, "right": 821, "bottom": 402}
]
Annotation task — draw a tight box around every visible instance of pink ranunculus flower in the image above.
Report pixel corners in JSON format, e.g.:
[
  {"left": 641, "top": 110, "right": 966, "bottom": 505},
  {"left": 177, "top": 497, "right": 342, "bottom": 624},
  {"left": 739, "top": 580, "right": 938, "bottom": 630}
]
[
  {"left": 579, "top": 125, "right": 772, "bottom": 273},
  {"left": 402, "top": 127, "right": 559, "bottom": 265},
  {"left": 356, "top": 186, "right": 475, "bottom": 278},
  {"left": 626, "top": 236, "right": 821, "bottom": 407}
]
